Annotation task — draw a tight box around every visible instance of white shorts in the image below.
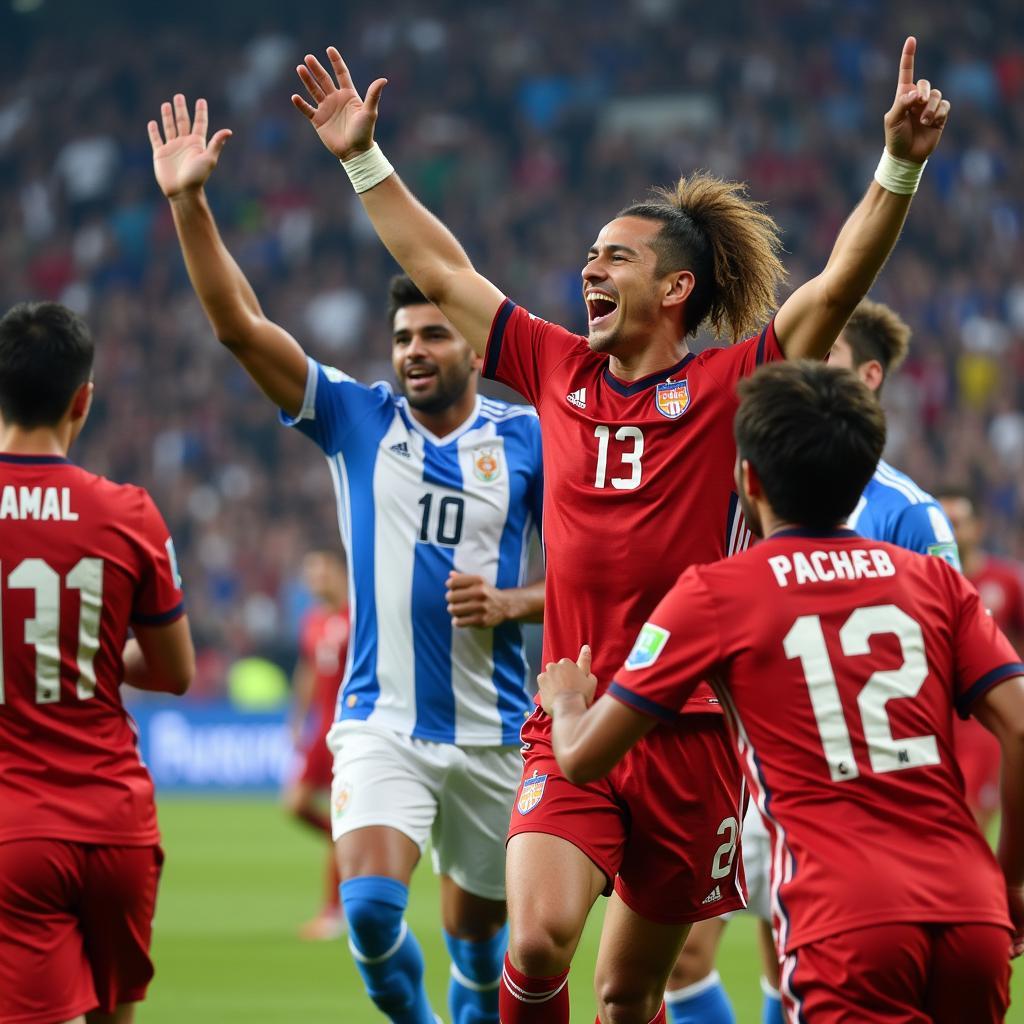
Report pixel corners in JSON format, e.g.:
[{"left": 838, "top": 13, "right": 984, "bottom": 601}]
[
  {"left": 739, "top": 799, "right": 771, "bottom": 921},
  {"left": 328, "top": 720, "right": 522, "bottom": 901}
]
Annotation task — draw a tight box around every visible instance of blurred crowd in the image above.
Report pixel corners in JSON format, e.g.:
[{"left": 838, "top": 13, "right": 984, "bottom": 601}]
[{"left": 0, "top": 0, "right": 1021, "bottom": 695}]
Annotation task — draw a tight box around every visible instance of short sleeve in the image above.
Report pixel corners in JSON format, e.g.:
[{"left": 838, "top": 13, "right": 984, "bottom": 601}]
[
  {"left": 280, "top": 356, "right": 396, "bottom": 456},
  {"left": 951, "top": 571, "right": 1024, "bottom": 718},
  {"left": 482, "top": 300, "right": 588, "bottom": 407},
  {"left": 697, "top": 319, "right": 782, "bottom": 396},
  {"left": 607, "top": 567, "right": 724, "bottom": 720},
  {"left": 892, "top": 503, "right": 962, "bottom": 569},
  {"left": 131, "top": 490, "right": 186, "bottom": 626}
]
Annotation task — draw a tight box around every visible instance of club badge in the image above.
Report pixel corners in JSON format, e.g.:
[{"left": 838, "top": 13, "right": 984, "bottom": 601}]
[
  {"left": 655, "top": 380, "right": 690, "bottom": 420},
  {"left": 473, "top": 445, "right": 501, "bottom": 483},
  {"left": 517, "top": 771, "right": 548, "bottom": 814}
]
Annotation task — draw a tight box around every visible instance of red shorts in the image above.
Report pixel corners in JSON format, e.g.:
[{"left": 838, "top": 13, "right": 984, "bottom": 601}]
[
  {"left": 953, "top": 715, "right": 1001, "bottom": 819},
  {"left": 0, "top": 840, "right": 163, "bottom": 1024},
  {"left": 299, "top": 717, "right": 334, "bottom": 789},
  {"left": 509, "top": 709, "right": 745, "bottom": 925},
  {"left": 781, "top": 922, "right": 1012, "bottom": 1023}
]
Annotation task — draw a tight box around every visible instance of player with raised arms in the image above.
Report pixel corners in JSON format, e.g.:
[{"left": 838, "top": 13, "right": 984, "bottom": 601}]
[
  {"left": 148, "top": 99, "right": 545, "bottom": 1024},
  {"left": 0, "top": 302, "right": 195, "bottom": 1024},
  {"left": 290, "top": 36, "right": 950, "bottom": 1023},
  {"left": 538, "top": 360, "right": 1024, "bottom": 1023}
]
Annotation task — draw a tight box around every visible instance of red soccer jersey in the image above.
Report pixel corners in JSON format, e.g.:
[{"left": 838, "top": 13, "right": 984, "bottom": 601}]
[
  {"left": 484, "top": 300, "right": 780, "bottom": 711},
  {"left": 971, "top": 556, "right": 1024, "bottom": 644},
  {"left": 300, "top": 605, "right": 350, "bottom": 730},
  {"left": 609, "top": 529, "right": 1023, "bottom": 952},
  {"left": 0, "top": 455, "right": 184, "bottom": 846}
]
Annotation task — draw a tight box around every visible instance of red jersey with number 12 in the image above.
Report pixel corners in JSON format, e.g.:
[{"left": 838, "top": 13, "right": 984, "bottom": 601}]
[
  {"left": 610, "top": 529, "right": 1022, "bottom": 952},
  {"left": 484, "top": 300, "right": 780, "bottom": 711},
  {"left": 0, "top": 455, "right": 185, "bottom": 846}
]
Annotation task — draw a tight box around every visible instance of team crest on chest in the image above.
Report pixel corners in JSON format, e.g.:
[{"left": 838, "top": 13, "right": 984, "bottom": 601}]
[
  {"left": 472, "top": 445, "right": 502, "bottom": 483},
  {"left": 654, "top": 380, "right": 690, "bottom": 419},
  {"left": 517, "top": 771, "right": 547, "bottom": 814}
]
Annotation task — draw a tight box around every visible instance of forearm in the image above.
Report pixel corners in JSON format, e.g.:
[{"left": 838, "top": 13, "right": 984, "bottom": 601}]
[
  {"left": 168, "top": 188, "right": 264, "bottom": 337},
  {"left": 498, "top": 579, "right": 545, "bottom": 624},
  {"left": 122, "top": 638, "right": 185, "bottom": 695},
  {"left": 997, "top": 733, "right": 1024, "bottom": 888},
  {"left": 551, "top": 691, "right": 608, "bottom": 784}
]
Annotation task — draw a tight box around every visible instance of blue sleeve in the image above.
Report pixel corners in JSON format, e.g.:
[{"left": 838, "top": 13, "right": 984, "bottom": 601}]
[
  {"left": 279, "top": 357, "right": 396, "bottom": 456},
  {"left": 891, "top": 502, "right": 963, "bottom": 570}
]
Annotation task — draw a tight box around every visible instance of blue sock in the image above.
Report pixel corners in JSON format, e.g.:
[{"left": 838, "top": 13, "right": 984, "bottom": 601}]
[
  {"left": 761, "top": 976, "right": 784, "bottom": 1024},
  {"left": 340, "top": 876, "right": 434, "bottom": 1024},
  {"left": 665, "top": 970, "right": 735, "bottom": 1024},
  {"left": 444, "top": 924, "right": 507, "bottom": 1024}
]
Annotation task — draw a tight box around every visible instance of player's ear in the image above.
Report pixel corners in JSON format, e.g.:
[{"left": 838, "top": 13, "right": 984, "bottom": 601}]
[
  {"left": 69, "top": 380, "right": 94, "bottom": 423},
  {"left": 859, "top": 359, "right": 884, "bottom": 393},
  {"left": 742, "top": 458, "right": 762, "bottom": 500},
  {"left": 662, "top": 269, "right": 695, "bottom": 309}
]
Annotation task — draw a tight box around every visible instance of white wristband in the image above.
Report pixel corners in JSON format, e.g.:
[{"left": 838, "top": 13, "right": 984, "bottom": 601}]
[
  {"left": 874, "top": 148, "right": 926, "bottom": 195},
  {"left": 340, "top": 143, "right": 395, "bottom": 194}
]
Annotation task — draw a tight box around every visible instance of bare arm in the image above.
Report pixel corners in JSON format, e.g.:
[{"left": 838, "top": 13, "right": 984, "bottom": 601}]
[
  {"left": 536, "top": 648, "right": 656, "bottom": 783},
  {"left": 122, "top": 616, "right": 195, "bottom": 696},
  {"left": 292, "top": 49, "right": 504, "bottom": 356},
  {"left": 446, "top": 574, "right": 545, "bottom": 628},
  {"left": 289, "top": 656, "right": 316, "bottom": 745},
  {"left": 973, "top": 675, "right": 1024, "bottom": 957},
  {"left": 774, "top": 37, "right": 950, "bottom": 360},
  {"left": 149, "top": 96, "right": 309, "bottom": 416}
]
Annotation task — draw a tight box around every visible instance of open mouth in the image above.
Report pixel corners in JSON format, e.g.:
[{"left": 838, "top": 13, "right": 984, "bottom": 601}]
[
  {"left": 404, "top": 365, "right": 437, "bottom": 389},
  {"left": 585, "top": 289, "right": 619, "bottom": 328}
]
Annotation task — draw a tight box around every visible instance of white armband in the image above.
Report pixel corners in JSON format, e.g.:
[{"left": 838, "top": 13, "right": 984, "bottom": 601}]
[
  {"left": 340, "top": 143, "right": 395, "bottom": 194},
  {"left": 874, "top": 149, "right": 926, "bottom": 195}
]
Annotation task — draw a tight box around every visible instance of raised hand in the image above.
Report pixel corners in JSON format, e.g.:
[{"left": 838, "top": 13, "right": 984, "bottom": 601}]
[
  {"left": 883, "top": 37, "right": 950, "bottom": 164},
  {"left": 291, "top": 47, "right": 388, "bottom": 161},
  {"left": 148, "top": 95, "right": 232, "bottom": 199}
]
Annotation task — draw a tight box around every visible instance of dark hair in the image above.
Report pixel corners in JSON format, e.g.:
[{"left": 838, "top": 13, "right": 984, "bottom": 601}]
[
  {"left": 735, "top": 361, "right": 886, "bottom": 530},
  {"left": 0, "top": 302, "right": 94, "bottom": 428},
  {"left": 387, "top": 274, "right": 431, "bottom": 326},
  {"left": 934, "top": 482, "right": 977, "bottom": 514},
  {"left": 841, "top": 299, "right": 911, "bottom": 393},
  {"left": 619, "top": 173, "right": 786, "bottom": 342}
]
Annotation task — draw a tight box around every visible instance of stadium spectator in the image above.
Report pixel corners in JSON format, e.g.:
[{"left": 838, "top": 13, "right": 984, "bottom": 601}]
[
  {"left": 540, "top": 360, "right": 1024, "bottom": 1024},
  {"left": 0, "top": 301, "right": 194, "bottom": 1024}
]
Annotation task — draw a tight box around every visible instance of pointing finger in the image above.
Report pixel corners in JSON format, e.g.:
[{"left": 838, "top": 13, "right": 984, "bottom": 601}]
[{"left": 897, "top": 36, "right": 916, "bottom": 92}]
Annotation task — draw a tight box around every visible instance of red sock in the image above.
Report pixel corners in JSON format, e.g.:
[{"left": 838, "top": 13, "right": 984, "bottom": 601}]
[{"left": 500, "top": 952, "right": 569, "bottom": 1024}]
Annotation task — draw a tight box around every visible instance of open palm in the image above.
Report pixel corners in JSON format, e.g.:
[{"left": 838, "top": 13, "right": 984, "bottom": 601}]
[
  {"left": 148, "top": 95, "right": 232, "bottom": 198},
  {"left": 292, "top": 47, "right": 387, "bottom": 161}
]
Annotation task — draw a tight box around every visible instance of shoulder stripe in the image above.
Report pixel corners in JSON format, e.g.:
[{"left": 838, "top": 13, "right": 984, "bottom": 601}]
[{"left": 874, "top": 462, "right": 931, "bottom": 505}]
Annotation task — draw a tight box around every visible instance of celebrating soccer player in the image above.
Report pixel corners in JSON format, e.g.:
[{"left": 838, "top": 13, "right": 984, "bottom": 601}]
[
  {"left": 284, "top": 549, "right": 350, "bottom": 941},
  {"left": 540, "top": 361, "right": 1024, "bottom": 1023},
  {"left": 292, "top": 35, "right": 950, "bottom": 1023},
  {"left": 0, "top": 302, "right": 195, "bottom": 1024},
  {"left": 149, "top": 98, "right": 545, "bottom": 1024}
]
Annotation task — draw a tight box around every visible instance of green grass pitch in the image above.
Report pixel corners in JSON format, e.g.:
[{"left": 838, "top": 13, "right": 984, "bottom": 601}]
[{"left": 140, "top": 798, "right": 1022, "bottom": 1022}]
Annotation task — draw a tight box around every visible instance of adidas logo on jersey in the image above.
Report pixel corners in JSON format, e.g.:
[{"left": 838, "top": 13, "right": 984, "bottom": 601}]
[
  {"left": 566, "top": 387, "right": 587, "bottom": 409},
  {"left": 701, "top": 886, "right": 723, "bottom": 905},
  {"left": 390, "top": 441, "right": 411, "bottom": 458}
]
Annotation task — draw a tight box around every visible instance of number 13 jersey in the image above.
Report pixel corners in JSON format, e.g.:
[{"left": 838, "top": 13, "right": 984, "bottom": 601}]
[
  {"left": 483, "top": 299, "right": 781, "bottom": 710},
  {"left": 283, "top": 358, "right": 543, "bottom": 746}
]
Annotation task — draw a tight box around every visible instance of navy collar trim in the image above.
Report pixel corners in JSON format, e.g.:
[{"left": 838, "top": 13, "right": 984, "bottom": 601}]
[
  {"left": 0, "top": 454, "right": 72, "bottom": 465},
  {"left": 602, "top": 352, "right": 695, "bottom": 397},
  {"left": 770, "top": 527, "right": 860, "bottom": 539}
]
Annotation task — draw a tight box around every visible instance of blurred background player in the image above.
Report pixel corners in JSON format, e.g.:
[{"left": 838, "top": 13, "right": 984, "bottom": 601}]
[
  {"left": 540, "top": 360, "right": 1024, "bottom": 1024},
  {"left": 940, "top": 486, "right": 1024, "bottom": 831},
  {"left": 0, "top": 302, "right": 195, "bottom": 1024},
  {"left": 149, "top": 97, "right": 544, "bottom": 1024},
  {"left": 284, "top": 549, "right": 350, "bottom": 941},
  {"left": 292, "top": 36, "right": 950, "bottom": 1024},
  {"left": 665, "top": 296, "right": 965, "bottom": 1024}
]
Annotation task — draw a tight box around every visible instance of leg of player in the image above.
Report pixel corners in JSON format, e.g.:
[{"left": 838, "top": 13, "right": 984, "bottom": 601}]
[
  {"left": 593, "top": 894, "right": 690, "bottom": 1024},
  {"left": 663, "top": 918, "right": 734, "bottom": 1024},
  {"left": 284, "top": 776, "right": 332, "bottom": 834},
  {"left": 503, "top": 833, "right": 607, "bottom": 1024},
  {"left": 85, "top": 1006, "right": 137, "bottom": 1023},
  {"left": 336, "top": 826, "right": 433, "bottom": 1024},
  {"left": 441, "top": 876, "right": 508, "bottom": 1024},
  {"left": 755, "top": 920, "right": 784, "bottom": 1024},
  {"left": 926, "top": 923, "right": 1011, "bottom": 1024}
]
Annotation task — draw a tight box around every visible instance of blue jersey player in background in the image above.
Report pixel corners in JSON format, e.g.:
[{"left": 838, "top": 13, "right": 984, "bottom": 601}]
[
  {"left": 150, "top": 96, "right": 545, "bottom": 1024},
  {"left": 830, "top": 298, "right": 961, "bottom": 567}
]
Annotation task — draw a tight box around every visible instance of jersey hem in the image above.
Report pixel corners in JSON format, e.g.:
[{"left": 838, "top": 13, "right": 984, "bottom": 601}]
[
  {"left": 782, "top": 907, "right": 1013, "bottom": 953},
  {"left": 608, "top": 681, "right": 677, "bottom": 722},
  {"left": 132, "top": 600, "right": 185, "bottom": 626},
  {"left": 0, "top": 827, "right": 160, "bottom": 846},
  {"left": 336, "top": 714, "right": 531, "bottom": 748}
]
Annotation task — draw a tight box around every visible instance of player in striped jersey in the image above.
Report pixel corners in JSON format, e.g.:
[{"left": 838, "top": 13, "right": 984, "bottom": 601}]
[{"left": 150, "top": 99, "right": 544, "bottom": 1024}]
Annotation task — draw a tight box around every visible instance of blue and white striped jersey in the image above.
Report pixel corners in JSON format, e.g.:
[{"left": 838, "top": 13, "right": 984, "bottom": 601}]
[
  {"left": 848, "top": 459, "right": 961, "bottom": 569},
  {"left": 282, "top": 358, "right": 543, "bottom": 746}
]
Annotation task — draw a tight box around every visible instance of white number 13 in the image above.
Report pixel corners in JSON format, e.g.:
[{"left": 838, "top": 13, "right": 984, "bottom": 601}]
[{"left": 594, "top": 425, "right": 644, "bottom": 490}]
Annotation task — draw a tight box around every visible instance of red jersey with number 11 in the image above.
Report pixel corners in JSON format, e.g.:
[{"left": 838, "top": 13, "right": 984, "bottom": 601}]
[
  {"left": 610, "top": 529, "right": 1023, "bottom": 952},
  {"left": 484, "top": 301, "right": 781, "bottom": 710},
  {"left": 0, "top": 455, "right": 185, "bottom": 846}
]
